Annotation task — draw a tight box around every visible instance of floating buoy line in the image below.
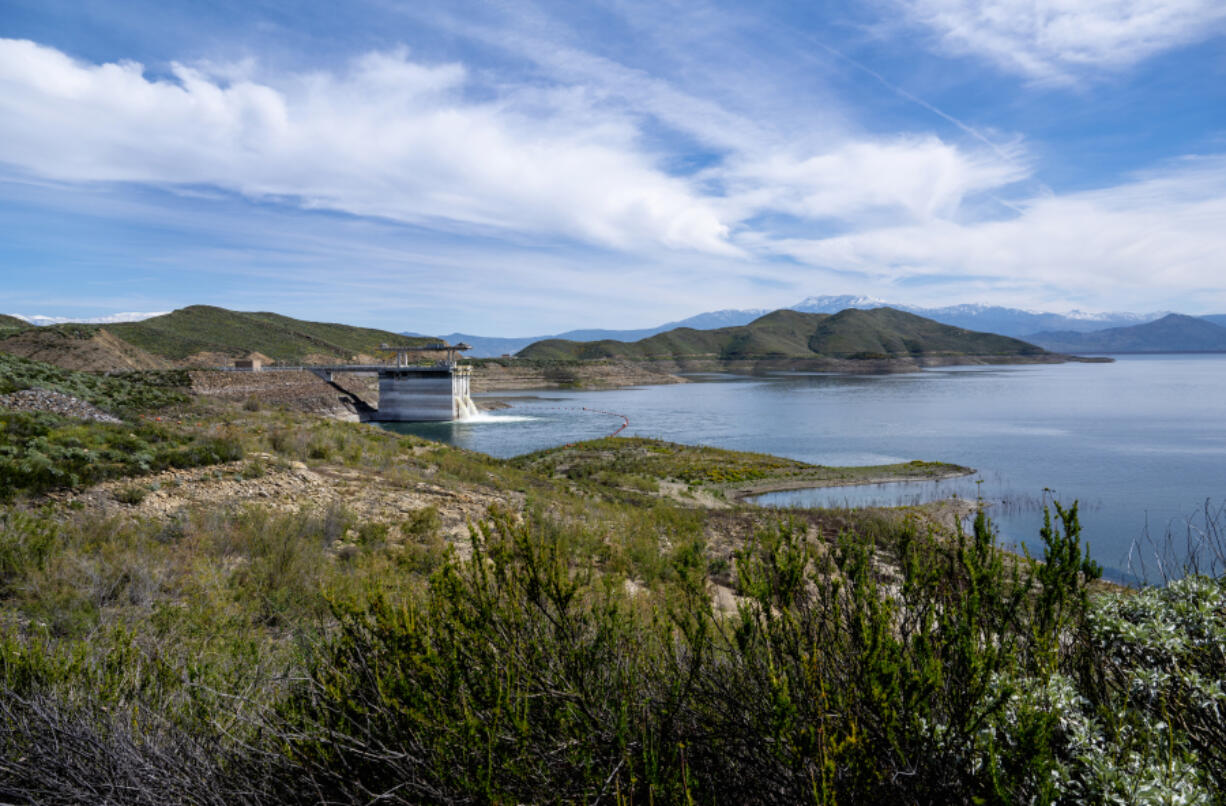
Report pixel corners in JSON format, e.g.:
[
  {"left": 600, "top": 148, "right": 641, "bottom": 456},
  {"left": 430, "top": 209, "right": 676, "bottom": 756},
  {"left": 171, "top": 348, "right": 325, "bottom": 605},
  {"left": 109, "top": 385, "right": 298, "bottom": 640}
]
[
  {"left": 582, "top": 407, "right": 630, "bottom": 438},
  {"left": 523, "top": 405, "right": 629, "bottom": 446}
]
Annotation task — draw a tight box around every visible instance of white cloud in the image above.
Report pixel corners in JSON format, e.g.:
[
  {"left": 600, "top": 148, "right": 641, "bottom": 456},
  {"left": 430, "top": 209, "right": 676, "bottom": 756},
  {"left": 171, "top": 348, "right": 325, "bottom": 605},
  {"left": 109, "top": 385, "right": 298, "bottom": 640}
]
[
  {"left": 894, "top": 0, "right": 1226, "bottom": 82},
  {"left": 770, "top": 155, "right": 1226, "bottom": 306},
  {"left": 719, "top": 136, "right": 1028, "bottom": 224},
  {"left": 16, "top": 35, "right": 1225, "bottom": 318},
  {"left": 0, "top": 39, "right": 736, "bottom": 256},
  {"left": 0, "top": 37, "right": 1035, "bottom": 266}
]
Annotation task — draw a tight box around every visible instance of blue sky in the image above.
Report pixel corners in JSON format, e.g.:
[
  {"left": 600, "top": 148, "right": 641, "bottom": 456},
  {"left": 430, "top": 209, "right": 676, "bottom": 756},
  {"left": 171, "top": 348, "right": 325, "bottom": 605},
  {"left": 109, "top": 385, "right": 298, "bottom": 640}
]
[{"left": 2, "top": 0, "right": 1225, "bottom": 334}]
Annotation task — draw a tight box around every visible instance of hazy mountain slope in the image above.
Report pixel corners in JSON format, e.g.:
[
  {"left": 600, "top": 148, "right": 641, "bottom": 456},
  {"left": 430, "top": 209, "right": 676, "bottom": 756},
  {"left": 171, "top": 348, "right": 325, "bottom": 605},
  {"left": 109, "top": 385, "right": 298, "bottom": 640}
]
[
  {"left": 519, "top": 308, "right": 1047, "bottom": 361},
  {"left": 1028, "top": 314, "right": 1226, "bottom": 353},
  {"left": 1200, "top": 314, "right": 1226, "bottom": 329},
  {"left": 793, "top": 296, "right": 1159, "bottom": 337},
  {"left": 413, "top": 309, "right": 772, "bottom": 357},
  {"left": 107, "top": 306, "right": 433, "bottom": 363}
]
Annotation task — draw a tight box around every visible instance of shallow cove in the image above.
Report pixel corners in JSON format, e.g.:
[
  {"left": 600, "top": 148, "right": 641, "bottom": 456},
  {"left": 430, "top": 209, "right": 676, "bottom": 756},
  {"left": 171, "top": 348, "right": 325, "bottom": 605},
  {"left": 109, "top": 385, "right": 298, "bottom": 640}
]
[{"left": 379, "top": 354, "right": 1226, "bottom": 579}]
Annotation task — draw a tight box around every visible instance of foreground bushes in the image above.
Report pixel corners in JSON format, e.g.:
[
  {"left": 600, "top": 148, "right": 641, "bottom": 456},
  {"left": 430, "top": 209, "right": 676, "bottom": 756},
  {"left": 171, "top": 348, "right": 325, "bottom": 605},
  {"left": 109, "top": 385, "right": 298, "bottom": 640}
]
[
  {"left": 1, "top": 504, "right": 1223, "bottom": 803},
  {"left": 278, "top": 507, "right": 1222, "bottom": 804}
]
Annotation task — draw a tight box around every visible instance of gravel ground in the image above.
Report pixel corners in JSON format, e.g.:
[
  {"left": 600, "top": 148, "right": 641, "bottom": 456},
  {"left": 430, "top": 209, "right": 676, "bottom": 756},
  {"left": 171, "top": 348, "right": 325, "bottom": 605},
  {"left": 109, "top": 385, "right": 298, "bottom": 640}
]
[{"left": 0, "top": 388, "right": 122, "bottom": 423}]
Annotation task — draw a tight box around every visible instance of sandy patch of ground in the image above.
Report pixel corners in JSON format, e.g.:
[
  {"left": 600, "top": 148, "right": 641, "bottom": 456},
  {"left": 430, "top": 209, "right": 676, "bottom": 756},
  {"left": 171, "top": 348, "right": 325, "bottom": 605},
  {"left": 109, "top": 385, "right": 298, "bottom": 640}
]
[
  {"left": 0, "top": 329, "right": 169, "bottom": 371},
  {"left": 59, "top": 454, "right": 522, "bottom": 552}
]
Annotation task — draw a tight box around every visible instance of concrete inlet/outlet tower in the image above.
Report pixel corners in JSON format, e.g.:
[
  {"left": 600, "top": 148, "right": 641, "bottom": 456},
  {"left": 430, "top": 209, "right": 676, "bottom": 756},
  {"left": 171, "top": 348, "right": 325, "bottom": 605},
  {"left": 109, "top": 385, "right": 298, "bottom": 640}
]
[
  {"left": 369, "top": 342, "right": 476, "bottom": 422},
  {"left": 373, "top": 364, "right": 475, "bottom": 422}
]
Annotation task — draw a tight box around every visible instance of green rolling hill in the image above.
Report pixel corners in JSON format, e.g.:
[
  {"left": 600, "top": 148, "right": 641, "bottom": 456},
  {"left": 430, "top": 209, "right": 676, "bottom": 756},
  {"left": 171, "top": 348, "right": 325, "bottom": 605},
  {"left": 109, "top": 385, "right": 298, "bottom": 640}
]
[
  {"left": 0, "top": 314, "right": 30, "bottom": 331},
  {"left": 519, "top": 307, "right": 1049, "bottom": 362},
  {"left": 1, "top": 306, "right": 442, "bottom": 369},
  {"left": 106, "top": 305, "right": 436, "bottom": 363}
]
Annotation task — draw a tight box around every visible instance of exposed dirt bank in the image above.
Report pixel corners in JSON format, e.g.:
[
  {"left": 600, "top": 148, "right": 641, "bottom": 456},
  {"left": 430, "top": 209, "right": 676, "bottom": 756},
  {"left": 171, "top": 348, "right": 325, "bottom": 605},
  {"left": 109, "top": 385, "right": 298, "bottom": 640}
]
[
  {"left": 0, "top": 328, "right": 170, "bottom": 371},
  {"left": 726, "top": 465, "right": 977, "bottom": 503},
  {"left": 470, "top": 360, "right": 687, "bottom": 391},
  {"left": 54, "top": 453, "right": 523, "bottom": 551},
  {"left": 621, "top": 353, "right": 1095, "bottom": 375},
  {"left": 188, "top": 370, "right": 372, "bottom": 419}
]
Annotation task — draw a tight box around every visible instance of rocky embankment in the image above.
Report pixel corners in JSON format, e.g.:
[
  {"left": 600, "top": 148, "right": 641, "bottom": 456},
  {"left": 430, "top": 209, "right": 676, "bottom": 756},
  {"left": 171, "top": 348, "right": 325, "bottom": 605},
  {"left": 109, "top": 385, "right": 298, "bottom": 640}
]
[
  {"left": 189, "top": 370, "right": 377, "bottom": 419},
  {"left": 470, "top": 359, "right": 685, "bottom": 391},
  {"left": 0, "top": 389, "right": 122, "bottom": 423}
]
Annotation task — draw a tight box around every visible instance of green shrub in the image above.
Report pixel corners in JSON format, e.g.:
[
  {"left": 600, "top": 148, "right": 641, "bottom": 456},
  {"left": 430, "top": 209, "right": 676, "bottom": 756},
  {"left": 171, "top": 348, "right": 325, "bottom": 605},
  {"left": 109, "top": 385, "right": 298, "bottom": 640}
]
[
  {"left": 0, "top": 511, "right": 57, "bottom": 595},
  {"left": 0, "top": 412, "right": 242, "bottom": 498},
  {"left": 0, "top": 354, "right": 189, "bottom": 416},
  {"left": 1088, "top": 574, "right": 1226, "bottom": 792},
  {"left": 402, "top": 506, "right": 441, "bottom": 538},
  {"left": 114, "top": 485, "right": 149, "bottom": 505},
  {"left": 356, "top": 522, "right": 389, "bottom": 545},
  {"left": 220, "top": 506, "right": 340, "bottom": 628}
]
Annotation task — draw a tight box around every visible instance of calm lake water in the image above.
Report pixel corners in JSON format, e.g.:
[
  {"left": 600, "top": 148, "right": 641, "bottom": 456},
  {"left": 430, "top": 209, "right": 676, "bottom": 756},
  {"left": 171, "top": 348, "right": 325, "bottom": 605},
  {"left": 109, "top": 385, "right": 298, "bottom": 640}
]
[{"left": 381, "top": 355, "right": 1226, "bottom": 581}]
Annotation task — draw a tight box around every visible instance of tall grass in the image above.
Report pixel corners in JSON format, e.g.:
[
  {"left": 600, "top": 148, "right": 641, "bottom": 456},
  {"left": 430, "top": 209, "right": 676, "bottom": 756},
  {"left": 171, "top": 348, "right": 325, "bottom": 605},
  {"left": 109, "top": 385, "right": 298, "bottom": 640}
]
[
  {"left": 270, "top": 506, "right": 1220, "bottom": 803},
  {"left": 1, "top": 463, "right": 1222, "bottom": 801}
]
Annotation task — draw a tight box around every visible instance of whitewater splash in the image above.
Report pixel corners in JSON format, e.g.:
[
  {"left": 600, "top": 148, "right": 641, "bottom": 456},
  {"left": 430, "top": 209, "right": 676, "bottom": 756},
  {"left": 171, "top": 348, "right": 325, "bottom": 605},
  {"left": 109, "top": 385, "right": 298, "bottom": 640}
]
[
  {"left": 458, "top": 411, "right": 539, "bottom": 423},
  {"left": 456, "top": 393, "right": 538, "bottom": 423},
  {"left": 457, "top": 392, "right": 480, "bottom": 419}
]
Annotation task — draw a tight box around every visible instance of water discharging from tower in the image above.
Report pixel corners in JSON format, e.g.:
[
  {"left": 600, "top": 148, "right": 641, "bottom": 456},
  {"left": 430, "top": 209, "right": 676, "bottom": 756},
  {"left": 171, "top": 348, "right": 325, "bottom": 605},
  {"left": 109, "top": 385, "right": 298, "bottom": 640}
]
[{"left": 458, "top": 391, "right": 480, "bottom": 420}]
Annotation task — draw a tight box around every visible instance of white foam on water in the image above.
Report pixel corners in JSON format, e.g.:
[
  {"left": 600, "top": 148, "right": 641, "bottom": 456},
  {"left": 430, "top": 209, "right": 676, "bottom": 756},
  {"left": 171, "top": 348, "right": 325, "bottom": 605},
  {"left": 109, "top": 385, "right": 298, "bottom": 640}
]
[
  {"left": 457, "top": 411, "right": 539, "bottom": 424},
  {"left": 456, "top": 394, "right": 537, "bottom": 423}
]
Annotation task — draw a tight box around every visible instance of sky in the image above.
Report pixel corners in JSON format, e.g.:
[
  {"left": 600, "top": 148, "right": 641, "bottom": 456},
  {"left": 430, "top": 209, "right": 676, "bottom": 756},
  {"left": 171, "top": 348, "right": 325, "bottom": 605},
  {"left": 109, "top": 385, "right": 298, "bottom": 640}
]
[{"left": 2, "top": 0, "right": 1225, "bottom": 335}]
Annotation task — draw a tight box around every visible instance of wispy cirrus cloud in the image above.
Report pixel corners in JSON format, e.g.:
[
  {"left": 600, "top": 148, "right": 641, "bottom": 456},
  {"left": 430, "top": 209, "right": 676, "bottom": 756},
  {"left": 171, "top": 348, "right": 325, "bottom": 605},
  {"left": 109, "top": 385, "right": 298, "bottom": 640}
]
[
  {"left": 892, "top": 0, "right": 1226, "bottom": 83},
  {"left": 0, "top": 39, "right": 738, "bottom": 256},
  {"left": 717, "top": 135, "right": 1030, "bottom": 225},
  {"left": 0, "top": 36, "right": 1028, "bottom": 259}
]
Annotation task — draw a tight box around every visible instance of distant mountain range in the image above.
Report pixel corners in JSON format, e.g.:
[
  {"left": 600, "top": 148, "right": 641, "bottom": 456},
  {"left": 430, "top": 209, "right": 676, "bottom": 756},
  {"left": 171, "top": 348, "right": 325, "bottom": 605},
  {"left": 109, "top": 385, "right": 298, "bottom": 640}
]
[
  {"left": 790, "top": 297, "right": 1163, "bottom": 336},
  {"left": 518, "top": 307, "right": 1049, "bottom": 363},
  {"left": 418, "top": 296, "right": 1225, "bottom": 357},
  {"left": 406, "top": 308, "right": 773, "bottom": 358},
  {"left": 1027, "top": 314, "right": 1226, "bottom": 354},
  {"left": 10, "top": 300, "right": 1226, "bottom": 359}
]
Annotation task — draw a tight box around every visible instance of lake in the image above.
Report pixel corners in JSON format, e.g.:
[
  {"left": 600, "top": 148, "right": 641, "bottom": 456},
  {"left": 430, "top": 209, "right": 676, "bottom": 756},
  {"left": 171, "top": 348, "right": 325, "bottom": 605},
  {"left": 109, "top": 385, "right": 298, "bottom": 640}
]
[{"left": 381, "top": 354, "right": 1226, "bottom": 581}]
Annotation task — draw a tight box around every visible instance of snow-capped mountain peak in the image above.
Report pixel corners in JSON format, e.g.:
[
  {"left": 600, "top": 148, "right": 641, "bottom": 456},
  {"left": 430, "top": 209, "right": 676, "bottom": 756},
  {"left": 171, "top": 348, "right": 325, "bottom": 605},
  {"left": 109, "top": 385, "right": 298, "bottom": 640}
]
[
  {"left": 792, "top": 295, "right": 889, "bottom": 313},
  {"left": 7, "top": 311, "right": 170, "bottom": 326}
]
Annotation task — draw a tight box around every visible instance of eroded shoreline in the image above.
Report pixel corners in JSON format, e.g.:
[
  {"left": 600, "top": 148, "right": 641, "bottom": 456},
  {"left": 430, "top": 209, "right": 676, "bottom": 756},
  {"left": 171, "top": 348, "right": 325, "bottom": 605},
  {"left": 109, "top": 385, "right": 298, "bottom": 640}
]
[{"left": 725, "top": 465, "right": 979, "bottom": 504}]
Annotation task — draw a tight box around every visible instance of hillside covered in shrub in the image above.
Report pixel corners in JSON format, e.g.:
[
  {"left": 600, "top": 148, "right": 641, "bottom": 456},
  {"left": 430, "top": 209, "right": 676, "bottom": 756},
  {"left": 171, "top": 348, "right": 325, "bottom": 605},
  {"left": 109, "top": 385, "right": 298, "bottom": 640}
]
[{"left": 520, "top": 307, "right": 1052, "bottom": 362}]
